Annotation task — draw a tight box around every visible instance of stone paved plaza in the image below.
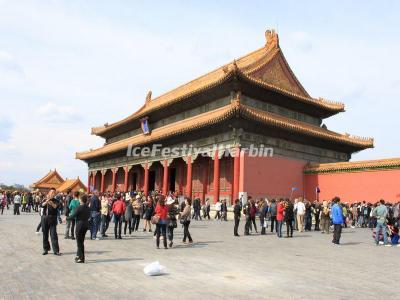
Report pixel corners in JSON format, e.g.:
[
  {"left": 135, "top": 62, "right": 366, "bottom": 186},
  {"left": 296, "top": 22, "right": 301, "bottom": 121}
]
[{"left": 0, "top": 208, "right": 398, "bottom": 300}]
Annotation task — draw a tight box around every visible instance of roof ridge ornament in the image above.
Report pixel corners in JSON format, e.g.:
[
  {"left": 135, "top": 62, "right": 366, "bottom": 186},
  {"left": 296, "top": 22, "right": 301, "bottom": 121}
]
[
  {"left": 145, "top": 90, "right": 152, "bottom": 104},
  {"left": 265, "top": 29, "right": 279, "bottom": 48}
]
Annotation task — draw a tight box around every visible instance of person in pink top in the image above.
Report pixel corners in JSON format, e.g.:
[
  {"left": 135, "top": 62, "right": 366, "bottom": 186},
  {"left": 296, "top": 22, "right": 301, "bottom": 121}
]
[{"left": 154, "top": 196, "right": 168, "bottom": 249}]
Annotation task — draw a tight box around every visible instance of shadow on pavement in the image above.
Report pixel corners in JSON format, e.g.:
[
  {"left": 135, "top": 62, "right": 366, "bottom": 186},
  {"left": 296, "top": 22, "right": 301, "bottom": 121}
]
[{"left": 85, "top": 257, "right": 143, "bottom": 264}]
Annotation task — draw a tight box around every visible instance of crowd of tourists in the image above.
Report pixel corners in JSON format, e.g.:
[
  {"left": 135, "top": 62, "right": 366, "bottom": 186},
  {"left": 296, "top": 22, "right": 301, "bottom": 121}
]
[{"left": 1, "top": 188, "right": 399, "bottom": 264}]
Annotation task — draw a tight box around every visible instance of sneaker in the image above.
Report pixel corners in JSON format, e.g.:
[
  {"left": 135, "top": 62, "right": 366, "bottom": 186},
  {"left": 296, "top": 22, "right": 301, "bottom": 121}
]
[
  {"left": 64, "top": 236, "right": 70, "bottom": 239},
  {"left": 71, "top": 237, "right": 76, "bottom": 240},
  {"left": 95, "top": 237, "right": 100, "bottom": 241},
  {"left": 42, "top": 251, "right": 48, "bottom": 255},
  {"left": 54, "top": 252, "right": 62, "bottom": 256},
  {"left": 35, "top": 231, "right": 41, "bottom": 235},
  {"left": 169, "top": 241, "right": 173, "bottom": 248},
  {"left": 384, "top": 244, "right": 392, "bottom": 247},
  {"left": 75, "top": 258, "right": 84, "bottom": 263}
]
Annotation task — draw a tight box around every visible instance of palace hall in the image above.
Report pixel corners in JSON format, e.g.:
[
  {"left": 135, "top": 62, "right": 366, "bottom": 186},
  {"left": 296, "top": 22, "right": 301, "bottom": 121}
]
[{"left": 76, "top": 29, "right": 377, "bottom": 204}]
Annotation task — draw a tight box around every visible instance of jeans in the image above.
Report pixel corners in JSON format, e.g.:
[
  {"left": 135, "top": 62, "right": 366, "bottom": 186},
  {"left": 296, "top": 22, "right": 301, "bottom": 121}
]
[
  {"left": 270, "top": 216, "right": 276, "bottom": 232},
  {"left": 168, "top": 226, "right": 174, "bottom": 242},
  {"left": 90, "top": 211, "right": 100, "bottom": 239},
  {"left": 114, "top": 214, "right": 122, "bottom": 238},
  {"left": 286, "top": 219, "right": 293, "bottom": 237},
  {"left": 13, "top": 204, "right": 20, "bottom": 215},
  {"left": 234, "top": 217, "right": 240, "bottom": 236},
  {"left": 101, "top": 214, "right": 109, "bottom": 236},
  {"left": 124, "top": 218, "right": 132, "bottom": 235},
  {"left": 65, "top": 219, "right": 76, "bottom": 238},
  {"left": 277, "top": 220, "right": 283, "bottom": 237},
  {"left": 133, "top": 214, "right": 140, "bottom": 231},
  {"left": 156, "top": 223, "right": 167, "bottom": 248},
  {"left": 183, "top": 221, "right": 192, "bottom": 242},
  {"left": 375, "top": 222, "right": 388, "bottom": 245}
]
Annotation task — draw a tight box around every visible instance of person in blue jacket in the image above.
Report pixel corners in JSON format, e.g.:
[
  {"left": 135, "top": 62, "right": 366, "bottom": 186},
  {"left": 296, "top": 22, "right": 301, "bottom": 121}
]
[{"left": 331, "top": 197, "right": 344, "bottom": 245}]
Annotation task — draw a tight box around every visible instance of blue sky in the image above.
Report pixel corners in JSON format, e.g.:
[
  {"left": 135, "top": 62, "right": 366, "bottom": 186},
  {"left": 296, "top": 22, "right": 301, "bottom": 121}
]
[{"left": 0, "top": 0, "right": 399, "bottom": 186}]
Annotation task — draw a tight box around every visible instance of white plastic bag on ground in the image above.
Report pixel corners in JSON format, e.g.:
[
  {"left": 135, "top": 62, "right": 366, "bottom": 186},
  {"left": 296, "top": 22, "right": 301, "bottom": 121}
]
[{"left": 143, "top": 261, "right": 167, "bottom": 276}]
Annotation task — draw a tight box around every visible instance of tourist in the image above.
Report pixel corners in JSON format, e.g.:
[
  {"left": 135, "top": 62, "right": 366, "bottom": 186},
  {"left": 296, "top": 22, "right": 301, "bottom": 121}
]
[
  {"left": 41, "top": 188, "right": 61, "bottom": 256},
  {"left": 284, "top": 198, "right": 294, "bottom": 238},
  {"left": 100, "top": 194, "right": 109, "bottom": 238},
  {"left": 276, "top": 198, "right": 284, "bottom": 238},
  {"left": 112, "top": 194, "right": 126, "bottom": 239},
  {"left": 67, "top": 194, "right": 91, "bottom": 263},
  {"left": 249, "top": 199, "right": 258, "bottom": 233},
  {"left": 269, "top": 199, "right": 277, "bottom": 233},
  {"left": 64, "top": 190, "right": 73, "bottom": 239},
  {"left": 21, "top": 192, "right": 27, "bottom": 212},
  {"left": 66, "top": 192, "right": 80, "bottom": 240},
  {"left": 320, "top": 201, "right": 330, "bottom": 234},
  {"left": 342, "top": 203, "right": 348, "bottom": 228},
  {"left": 204, "top": 198, "right": 211, "bottom": 220},
  {"left": 132, "top": 195, "right": 142, "bottom": 231},
  {"left": 233, "top": 199, "right": 241, "bottom": 237},
  {"left": 296, "top": 197, "right": 305, "bottom": 232},
  {"left": 221, "top": 200, "right": 228, "bottom": 221},
  {"left": 180, "top": 198, "right": 193, "bottom": 244},
  {"left": 243, "top": 200, "right": 251, "bottom": 235},
  {"left": 313, "top": 201, "right": 321, "bottom": 231},
  {"left": 214, "top": 200, "right": 222, "bottom": 220},
  {"left": 89, "top": 191, "right": 101, "bottom": 240},
  {"left": 123, "top": 194, "right": 133, "bottom": 236},
  {"left": 372, "top": 199, "right": 390, "bottom": 247},
  {"left": 154, "top": 196, "right": 168, "bottom": 249},
  {"left": 259, "top": 198, "right": 268, "bottom": 235},
  {"left": 304, "top": 200, "right": 312, "bottom": 231},
  {"left": 143, "top": 196, "right": 154, "bottom": 232},
  {"left": 13, "top": 192, "right": 21, "bottom": 215},
  {"left": 167, "top": 197, "right": 178, "bottom": 247},
  {"left": 331, "top": 197, "right": 344, "bottom": 245},
  {"left": 0, "top": 192, "right": 5, "bottom": 215},
  {"left": 192, "top": 197, "right": 202, "bottom": 220}
]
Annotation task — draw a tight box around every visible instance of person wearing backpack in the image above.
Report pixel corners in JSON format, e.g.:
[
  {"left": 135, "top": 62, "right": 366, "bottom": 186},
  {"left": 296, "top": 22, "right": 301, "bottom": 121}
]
[
  {"left": 269, "top": 199, "right": 277, "bottom": 233},
  {"left": 320, "top": 201, "right": 331, "bottom": 234}
]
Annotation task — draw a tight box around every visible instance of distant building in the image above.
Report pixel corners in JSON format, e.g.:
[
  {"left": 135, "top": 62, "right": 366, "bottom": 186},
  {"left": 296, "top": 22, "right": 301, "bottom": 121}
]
[{"left": 31, "top": 169, "right": 86, "bottom": 194}]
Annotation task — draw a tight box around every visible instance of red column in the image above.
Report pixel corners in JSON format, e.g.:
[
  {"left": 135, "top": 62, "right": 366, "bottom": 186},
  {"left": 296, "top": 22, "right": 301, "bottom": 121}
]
[
  {"left": 93, "top": 172, "right": 97, "bottom": 192},
  {"left": 111, "top": 169, "right": 116, "bottom": 193},
  {"left": 213, "top": 150, "right": 220, "bottom": 204},
  {"left": 124, "top": 166, "right": 129, "bottom": 192},
  {"left": 100, "top": 170, "right": 105, "bottom": 193},
  {"left": 232, "top": 147, "right": 240, "bottom": 205},
  {"left": 162, "top": 160, "right": 169, "bottom": 195},
  {"left": 186, "top": 156, "right": 192, "bottom": 198},
  {"left": 87, "top": 172, "right": 91, "bottom": 193},
  {"left": 144, "top": 163, "right": 149, "bottom": 196},
  {"left": 202, "top": 159, "right": 208, "bottom": 204},
  {"left": 179, "top": 162, "right": 184, "bottom": 195}
]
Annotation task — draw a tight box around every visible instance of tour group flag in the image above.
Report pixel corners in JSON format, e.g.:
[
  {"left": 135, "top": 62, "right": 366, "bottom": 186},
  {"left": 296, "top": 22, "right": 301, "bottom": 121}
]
[
  {"left": 140, "top": 117, "right": 150, "bottom": 135},
  {"left": 316, "top": 186, "right": 321, "bottom": 193}
]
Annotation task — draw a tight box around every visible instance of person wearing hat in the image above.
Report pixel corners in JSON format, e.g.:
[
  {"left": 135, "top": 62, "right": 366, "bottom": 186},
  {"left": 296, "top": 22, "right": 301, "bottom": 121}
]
[{"left": 123, "top": 194, "right": 133, "bottom": 236}]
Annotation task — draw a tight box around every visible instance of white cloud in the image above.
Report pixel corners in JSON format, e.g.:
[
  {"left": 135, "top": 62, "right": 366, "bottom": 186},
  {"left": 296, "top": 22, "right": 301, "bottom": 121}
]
[{"left": 36, "top": 102, "right": 81, "bottom": 123}]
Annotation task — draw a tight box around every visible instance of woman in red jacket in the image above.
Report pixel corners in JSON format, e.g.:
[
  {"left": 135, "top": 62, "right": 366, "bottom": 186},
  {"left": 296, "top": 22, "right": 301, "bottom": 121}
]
[
  {"left": 154, "top": 196, "right": 168, "bottom": 249},
  {"left": 276, "top": 198, "right": 285, "bottom": 238}
]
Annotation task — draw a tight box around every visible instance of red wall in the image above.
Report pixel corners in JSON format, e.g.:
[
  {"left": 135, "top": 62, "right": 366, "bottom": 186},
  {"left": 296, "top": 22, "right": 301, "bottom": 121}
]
[
  {"left": 304, "top": 169, "right": 400, "bottom": 203},
  {"left": 241, "top": 154, "right": 306, "bottom": 199}
]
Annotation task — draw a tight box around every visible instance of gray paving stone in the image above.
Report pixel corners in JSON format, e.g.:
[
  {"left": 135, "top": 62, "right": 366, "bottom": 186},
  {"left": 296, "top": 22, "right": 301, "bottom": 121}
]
[{"left": 0, "top": 208, "right": 398, "bottom": 299}]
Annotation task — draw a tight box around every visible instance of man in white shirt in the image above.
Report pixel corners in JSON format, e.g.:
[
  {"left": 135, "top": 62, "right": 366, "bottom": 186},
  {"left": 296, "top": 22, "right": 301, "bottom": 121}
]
[{"left": 296, "top": 197, "right": 306, "bottom": 232}]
